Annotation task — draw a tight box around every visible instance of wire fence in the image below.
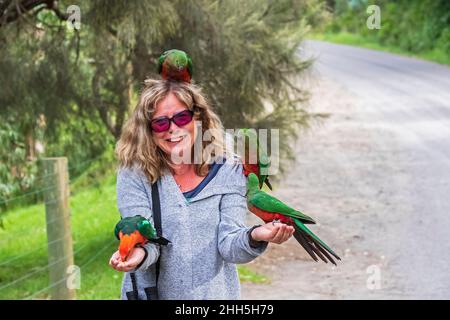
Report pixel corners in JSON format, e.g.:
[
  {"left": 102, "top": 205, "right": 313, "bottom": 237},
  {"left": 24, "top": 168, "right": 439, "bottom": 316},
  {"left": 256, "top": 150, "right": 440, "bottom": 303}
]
[
  {"left": 23, "top": 240, "right": 115, "bottom": 300},
  {"left": 0, "top": 156, "right": 120, "bottom": 300},
  {"left": 0, "top": 154, "right": 107, "bottom": 207},
  {"left": 0, "top": 176, "right": 112, "bottom": 246}
]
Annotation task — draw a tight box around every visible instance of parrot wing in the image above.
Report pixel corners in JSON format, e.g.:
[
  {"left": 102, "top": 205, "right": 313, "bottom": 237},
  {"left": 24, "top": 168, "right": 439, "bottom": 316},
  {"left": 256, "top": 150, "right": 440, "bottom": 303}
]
[
  {"left": 137, "top": 218, "right": 171, "bottom": 246},
  {"left": 114, "top": 218, "right": 126, "bottom": 240},
  {"left": 157, "top": 54, "right": 165, "bottom": 74},
  {"left": 257, "top": 140, "right": 271, "bottom": 173},
  {"left": 249, "top": 191, "right": 316, "bottom": 224},
  {"left": 137, "top": 219, "right": 157, "bottom": 240},
  {"left": 239, "top": 128, "right": 272, "bottom": 190},
  {"left": 186, "top": 55, "right": 193, "bottom": 78},
  {"left": 114, "top": 215, "right": 145, "bottom": 239}
]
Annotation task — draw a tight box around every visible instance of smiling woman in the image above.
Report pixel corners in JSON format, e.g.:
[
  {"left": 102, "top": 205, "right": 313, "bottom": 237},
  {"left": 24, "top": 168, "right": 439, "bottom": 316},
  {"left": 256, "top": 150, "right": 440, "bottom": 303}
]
[
  {"left": 116, "top": 79, "right": 226, "bottom": 182},
  {"left": 110, "top": 78, "right": 294, "bottom": 300}
]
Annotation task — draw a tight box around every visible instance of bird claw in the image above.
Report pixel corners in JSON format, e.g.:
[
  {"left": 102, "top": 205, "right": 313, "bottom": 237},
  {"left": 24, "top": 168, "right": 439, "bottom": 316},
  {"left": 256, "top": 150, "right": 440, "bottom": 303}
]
[{"left": 272, "top": 219, "right": 280, "bottom": 226}]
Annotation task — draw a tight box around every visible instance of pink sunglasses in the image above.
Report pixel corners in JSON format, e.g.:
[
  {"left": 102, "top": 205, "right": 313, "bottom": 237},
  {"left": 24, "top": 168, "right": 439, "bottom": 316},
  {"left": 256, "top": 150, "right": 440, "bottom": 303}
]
[{"left": 150, "top": 109, "right": 194, "bottom": 133}]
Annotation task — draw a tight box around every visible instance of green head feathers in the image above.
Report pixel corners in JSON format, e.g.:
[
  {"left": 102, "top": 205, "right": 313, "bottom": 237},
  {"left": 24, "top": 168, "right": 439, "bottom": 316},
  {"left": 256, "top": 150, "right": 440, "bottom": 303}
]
[
  {"left": 157, "top": 49, "right": 193, "bottom": 83},
  {"left": 247, "top": 173, "right": 260, "bottom": 190},
  {"left": 137, "top": 218, "right": 157, "bottom": 239}
]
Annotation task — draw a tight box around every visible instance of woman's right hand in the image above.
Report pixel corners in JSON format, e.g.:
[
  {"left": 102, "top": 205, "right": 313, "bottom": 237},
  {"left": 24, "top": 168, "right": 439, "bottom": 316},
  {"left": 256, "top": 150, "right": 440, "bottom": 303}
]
[
  {"left": 250, "top": 222, "right": 295, "bottom": 244},
  {"left": 109, "top": 248, "right": 146, "bottom": 272}
]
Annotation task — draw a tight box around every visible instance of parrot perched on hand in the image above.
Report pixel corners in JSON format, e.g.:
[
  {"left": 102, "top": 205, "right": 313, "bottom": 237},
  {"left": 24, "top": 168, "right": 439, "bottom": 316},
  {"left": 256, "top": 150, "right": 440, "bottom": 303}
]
[
  {"left": 114, "top": 215, "right": 170, "bottom": 262},
  {"left": 246, "top": 173, "right": 341, "bottom": 265},
  {"left": 237, "top": 128, "right": 273, "bottom": 190},
  {"left": 157, "top": 49, "right": 193, "bottom": 83}
]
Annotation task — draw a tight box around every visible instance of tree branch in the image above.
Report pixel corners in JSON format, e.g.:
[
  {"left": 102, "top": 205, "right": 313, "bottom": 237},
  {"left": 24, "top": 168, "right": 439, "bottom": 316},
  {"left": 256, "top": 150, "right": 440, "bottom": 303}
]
[{"left": 0, "top": 0, "right": 68, "bottom": 28}]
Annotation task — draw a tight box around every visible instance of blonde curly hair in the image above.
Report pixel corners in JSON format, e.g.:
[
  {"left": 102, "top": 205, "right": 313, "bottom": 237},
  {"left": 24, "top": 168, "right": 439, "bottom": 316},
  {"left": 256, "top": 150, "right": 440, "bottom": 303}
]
[{"left": 115, "top": 79, "right": 228, "bottom": 184}]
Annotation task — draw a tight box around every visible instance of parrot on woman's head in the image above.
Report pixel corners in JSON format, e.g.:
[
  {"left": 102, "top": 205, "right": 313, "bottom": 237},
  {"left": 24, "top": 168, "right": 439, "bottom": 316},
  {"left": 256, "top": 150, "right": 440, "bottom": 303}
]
[
  {"left": 157, "top": 49, "right": 193, "bottom": 83},
  {"left": 114, "top": 215, "right": 170, "bottom": 262},
  {"left": 246, "top": 173, "right": 341, "bottom": 265},
  {"left": 237, "top": 128, "right": 273, "bottom": 190}
]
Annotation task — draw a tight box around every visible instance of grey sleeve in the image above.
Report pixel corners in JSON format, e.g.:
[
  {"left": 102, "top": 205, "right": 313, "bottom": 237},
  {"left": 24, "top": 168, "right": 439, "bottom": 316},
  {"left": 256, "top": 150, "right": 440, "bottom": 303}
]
[
  {"left": 217, "top": 167, "right": 268, "bottom": 264},
  {"left": 116, "top": 166, "right": 160, "bottom": 271}
]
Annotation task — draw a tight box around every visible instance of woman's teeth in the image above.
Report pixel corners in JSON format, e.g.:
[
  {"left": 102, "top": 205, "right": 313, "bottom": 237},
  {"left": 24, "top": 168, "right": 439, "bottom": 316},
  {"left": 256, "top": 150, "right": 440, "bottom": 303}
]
[{"left": 167, "top": 136, "right": 185, "bottom": 143}]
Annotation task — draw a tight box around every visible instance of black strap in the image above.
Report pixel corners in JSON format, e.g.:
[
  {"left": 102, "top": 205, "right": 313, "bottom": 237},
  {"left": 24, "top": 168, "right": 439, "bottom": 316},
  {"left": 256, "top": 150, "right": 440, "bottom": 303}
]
[
  {"left": 150, "top": 182, "right": 161, "bottom": 300},
  {"left": 126, "top": 273, "right": 139, "bottom": 300},
  {"left": 151, "top": 182, "right": 162, "bottom": 238},
  {"left": 126, "top": 181, "right": 162, "bottom": 300}
]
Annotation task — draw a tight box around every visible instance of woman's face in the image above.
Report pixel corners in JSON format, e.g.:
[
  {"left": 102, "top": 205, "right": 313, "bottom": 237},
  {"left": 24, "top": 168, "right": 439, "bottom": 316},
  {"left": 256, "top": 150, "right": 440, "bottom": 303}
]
[{"left": 151, "top": 92, "right": 197, "bottom": 161}]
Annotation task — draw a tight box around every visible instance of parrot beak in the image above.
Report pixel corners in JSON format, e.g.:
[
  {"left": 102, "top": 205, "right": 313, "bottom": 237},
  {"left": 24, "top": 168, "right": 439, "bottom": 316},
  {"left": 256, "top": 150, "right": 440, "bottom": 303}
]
[{"left": 118, "top": 233, "right": 139, "bottom": 262}]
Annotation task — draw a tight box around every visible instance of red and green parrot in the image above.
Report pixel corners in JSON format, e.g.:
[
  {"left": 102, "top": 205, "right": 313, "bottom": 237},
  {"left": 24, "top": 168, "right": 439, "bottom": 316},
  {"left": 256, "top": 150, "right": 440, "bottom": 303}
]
[
  {"left": 246, "top": 173, "right": 341, "bottom": 265},
  {"left": 157, "top": 49, "right": 193, "bottom": 83},
  {"left": 114, "top": 215, "right": 170, "bottom": 262},
  {"left": 237, "top": 128, "right": 273, "bottom": 190}
]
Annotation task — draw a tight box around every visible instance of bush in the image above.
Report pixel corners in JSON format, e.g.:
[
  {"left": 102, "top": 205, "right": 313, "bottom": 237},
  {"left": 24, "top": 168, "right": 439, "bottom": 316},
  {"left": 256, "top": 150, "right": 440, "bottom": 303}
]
[{"left": 325, "top": 0, "right": 450, "bottom": 57}]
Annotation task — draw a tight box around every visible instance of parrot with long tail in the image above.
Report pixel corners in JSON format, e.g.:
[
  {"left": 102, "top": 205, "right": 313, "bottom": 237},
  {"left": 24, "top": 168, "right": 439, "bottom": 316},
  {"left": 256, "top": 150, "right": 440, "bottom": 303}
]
[
  {"left": 237, "top": 128, "right": 273, "bottom": 190},
  {"left": 114, "top": 215, "right": 170, "bottom": 262},
  {"left": 246, "top": 173, "right": 341, "bottom": 265},
  {"left": 158, "top": 49, "right": 193, "bottom": 83}
]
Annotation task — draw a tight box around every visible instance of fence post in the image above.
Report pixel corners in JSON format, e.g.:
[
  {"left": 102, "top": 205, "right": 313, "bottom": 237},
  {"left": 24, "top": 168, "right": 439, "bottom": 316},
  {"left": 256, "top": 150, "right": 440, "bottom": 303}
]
[{"left": 41, "top": 157, "right": 76, "bottom": 300}]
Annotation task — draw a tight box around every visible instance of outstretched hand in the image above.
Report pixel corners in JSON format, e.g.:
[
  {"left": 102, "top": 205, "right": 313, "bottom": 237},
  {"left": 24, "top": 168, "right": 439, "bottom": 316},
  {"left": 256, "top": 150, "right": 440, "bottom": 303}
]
[
  {"left": 109, "top": 248, "right": 146, "bottom": 272},
  {"left": 251, "top": 222, "right": 295, "bottom": 244}
]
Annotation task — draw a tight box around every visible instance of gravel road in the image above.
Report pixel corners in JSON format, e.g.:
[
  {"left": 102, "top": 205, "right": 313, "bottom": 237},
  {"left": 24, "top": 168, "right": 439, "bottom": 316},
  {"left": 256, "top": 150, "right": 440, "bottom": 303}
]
[{"left": 241, "top": 40, "right": 450, "bottom": 299}]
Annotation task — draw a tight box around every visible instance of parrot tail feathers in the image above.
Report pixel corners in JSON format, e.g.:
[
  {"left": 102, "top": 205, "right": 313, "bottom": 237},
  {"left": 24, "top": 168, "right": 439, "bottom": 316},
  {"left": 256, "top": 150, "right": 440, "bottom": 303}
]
[
  {"left": 152, "top": 236, "right": 171, "bottom": 246},
  {"left": 293, "top": 225, "right": 334, "bottom": 264},
  {"left": 293, "top": 220, "right": 341, "bottom": 265},
  {"left": 293, "top": 228, "right": 319, "bottom": 262},
  {"left": 314, "top": 240, "right": 337, "bottom": 265},
  {"left": 299, "top": 229, "right": 333, "bottom": 264},
  {"left": 264, "top": 178, "right": 273, "bottom": 191}
]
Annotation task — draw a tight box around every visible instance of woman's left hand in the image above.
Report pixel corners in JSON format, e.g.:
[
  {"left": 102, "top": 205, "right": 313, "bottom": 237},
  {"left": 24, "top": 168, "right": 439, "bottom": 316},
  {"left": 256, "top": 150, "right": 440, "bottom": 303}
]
[
  {"left": 109, "top": 248, "right": 146, "bottom": 272},
  {"left": 251, "top": 222, "right": 295, "bottom": 244}
]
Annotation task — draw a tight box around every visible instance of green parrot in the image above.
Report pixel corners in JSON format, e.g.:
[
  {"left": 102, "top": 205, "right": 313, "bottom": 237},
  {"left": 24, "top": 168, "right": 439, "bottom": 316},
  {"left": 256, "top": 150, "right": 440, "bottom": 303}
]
[
  {"left": 114, "top": 215, "right": 170, "bottom": 261},
  {"left": 246, "top": 173, "right": 341, "bottom": 265},
  {"left": 157, "top": 49, "right": 193, "bottom": 83},
  {"left": 237, "top": 128, "right": 273, "bottom": 190}
]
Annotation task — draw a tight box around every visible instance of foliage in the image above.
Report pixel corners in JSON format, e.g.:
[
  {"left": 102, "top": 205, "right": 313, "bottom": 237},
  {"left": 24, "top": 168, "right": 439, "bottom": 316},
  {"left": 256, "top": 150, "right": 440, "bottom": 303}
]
[
  {"left": 324, "top": 0, "right": 450, "bottom": 60},
  {"left": 0, "top": 0, "right": 326, "bottom": 207},
  {"left": 0, "top": 121, "right": 39, "bottom": 210}
]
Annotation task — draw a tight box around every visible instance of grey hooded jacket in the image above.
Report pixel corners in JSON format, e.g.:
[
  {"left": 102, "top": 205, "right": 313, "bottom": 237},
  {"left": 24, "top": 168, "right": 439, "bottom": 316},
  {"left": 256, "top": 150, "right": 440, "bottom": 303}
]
[{"left": 116, "top": 159, "right": 268, "bottom": 300}]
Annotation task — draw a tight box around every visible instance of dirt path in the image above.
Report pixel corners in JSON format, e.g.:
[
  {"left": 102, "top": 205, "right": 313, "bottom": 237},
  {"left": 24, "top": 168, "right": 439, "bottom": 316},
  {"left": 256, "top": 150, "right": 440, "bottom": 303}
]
[
  {"left": 241, "top": 41, "right": 450, "bottom": 299},
  {"left": 242, "top": 77, "right": 397, "bottom": 299}
]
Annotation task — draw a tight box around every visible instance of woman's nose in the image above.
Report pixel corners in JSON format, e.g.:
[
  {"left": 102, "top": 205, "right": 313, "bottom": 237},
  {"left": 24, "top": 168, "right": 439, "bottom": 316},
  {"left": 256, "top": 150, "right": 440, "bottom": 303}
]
[{"left": 168, "top": 120, "right": 180, "bottom": 132}]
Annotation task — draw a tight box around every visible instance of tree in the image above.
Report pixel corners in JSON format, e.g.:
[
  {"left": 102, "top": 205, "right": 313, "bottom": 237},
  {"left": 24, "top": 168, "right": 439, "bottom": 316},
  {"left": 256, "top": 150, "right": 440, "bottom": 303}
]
[{"left": 0, "top": 0, "right": 326, "bottom": 205}]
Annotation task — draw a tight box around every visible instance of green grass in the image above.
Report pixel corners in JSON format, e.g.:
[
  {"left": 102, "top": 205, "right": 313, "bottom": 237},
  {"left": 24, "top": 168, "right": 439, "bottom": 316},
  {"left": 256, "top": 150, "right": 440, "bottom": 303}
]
[
  {"left": 238, "top": 266, "right": 270, "bottom": 284},
  {"left": 0, "top": 178, "right": 120, "bottom": 300},
  {"left": 310, "top": 32, "right": 450, "bottom": 67},
  {"left": 0, "top": 160, "right": 268, "bottom": 299}
]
